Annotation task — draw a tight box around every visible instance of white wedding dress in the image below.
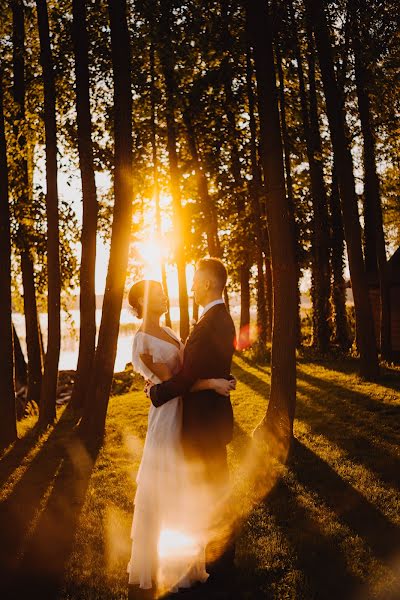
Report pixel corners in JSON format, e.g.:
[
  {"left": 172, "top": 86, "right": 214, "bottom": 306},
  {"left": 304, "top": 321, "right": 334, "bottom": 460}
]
[{"left": 127, "top": 326, "right": 209, "bottom": 593}]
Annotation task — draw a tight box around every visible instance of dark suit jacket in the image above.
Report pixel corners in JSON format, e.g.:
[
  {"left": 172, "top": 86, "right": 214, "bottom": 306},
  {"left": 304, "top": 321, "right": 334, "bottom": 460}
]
[{"left": 150, "top": 303, "right": 236, "bottom": 458}]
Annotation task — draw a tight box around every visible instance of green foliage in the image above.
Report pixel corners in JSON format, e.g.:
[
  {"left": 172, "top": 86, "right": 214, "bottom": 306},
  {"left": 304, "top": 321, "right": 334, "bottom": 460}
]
[{"left": 1, "top": 0, "right": 399, "bottom": 357}]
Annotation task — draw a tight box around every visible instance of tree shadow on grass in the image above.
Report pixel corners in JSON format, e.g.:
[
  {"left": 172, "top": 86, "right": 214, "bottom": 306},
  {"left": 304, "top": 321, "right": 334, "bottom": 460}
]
[
  {"left": 298, "top": 358, "right": 400, "bottom": 395},
  {"left": 229, "top": 446, "right": 374, "bottom": 597},
  {"left": 297, "top": 367, "right": 400, "bottom": 432},
  {"left": 296, "top": 382, "right": 400, "bottom": 490},
  {"left": 232, "top": 359, "right": 271, "bottom": 398},
  {"left": 232, "top": 360, "right": 400, "bottom": 595},
  {"left": 288, "top": 440, "right": 400, "bottom": 597},
  {"left": 0, "top": 405, "right": 97, "bottom": 600},
  {"left": 235, "top": 352, "right": 270, "bottom": 374},
  {"left": 245, "top": 438, "right": 400, "bottom": 599},
  {"left": 266, "top": 476, "right": 362, "bottom": 600},
  {"left": 295, "top": 369, "right": 400, "bottom": 491},
  {"left": 231, "top": 438, "right": 363, "bottom": 599},
  {"left": 234, "top": 358, "right": 400, "bottom": 489},
  {"left": 0, "top": 427, "right": 41, "bottom": 489}
]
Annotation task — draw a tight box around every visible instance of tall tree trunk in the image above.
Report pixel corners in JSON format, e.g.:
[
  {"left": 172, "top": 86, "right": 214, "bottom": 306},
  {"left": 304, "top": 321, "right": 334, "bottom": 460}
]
[
  {"left": 13, "top": 324, "right": 28, "bottom": 420},
  {"left": 305, "top": 18, "right": 332, "bottom": 353},
  {"left": 182, "top": 105, "right": 219, "bottom": 257},
  {"left": 21, "top": 252, "right": 42, "bottom": 403},
  {"left": 182, "top": 102, "right": 232, "bottom": 315},
  {"left": 70, "top": 0, "right": 98, "bottom": 411},
  {"left": 274, "top": 38, "right": 301, "bottom": 348},
  {"left": 329, "top": 161, "right": 351, "bottom": 350},
  {"left": 305, "top": 0, "right": 379, "bottom": 380},
  {"left": 239, "top": 265, "right": 251, "bottom": 349},
  {"left": 289, "top": 0, "right": 331, "bottom": 352},
  {"left": 246, "top": 46, "right": 267, "bottom": 347},
  {"left": 13, "top": 324, "right": 27, "bottom": 387},
  {"left": 12, "top": 0, "right": 43, "bottom": 406},
  {"left": 223, "top": 77, "right": 251, "bottom": 350},
  {"left": 36, "top": 0, "right": 61, "bottom": 426},
  {"left": 264, "top": 246, "right": 273, "bottom": 343},
  {"left": 220, "top": 0, "right": 251, "bottom": 348},
  {"left": 149, "top": 41, "right": 172, "bottom": 329},
  {"left": 247, "top": 0, "right": 298, "bottom": 458},
  {"left": 350, "top": 1, "right": 391, "bottom": 359},
  {"left": 157, "top": 2, "right": 189, "bottom": 341},
  {"left": 0, "top": 71, "right": 17, "bottom": 449},
  {"left": 80, "top": 0, "right": 133, "bottom": 445},
  {"left": 182, "top": 104, "right": 234, "bottom": 319}
]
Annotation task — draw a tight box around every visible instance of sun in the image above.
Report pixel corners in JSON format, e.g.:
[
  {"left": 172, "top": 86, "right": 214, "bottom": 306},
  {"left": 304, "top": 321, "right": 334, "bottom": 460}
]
[
  {"left": 136, "top": 238, "right": 165, "bottom": 280},
  {"left": 137, "top": 240, "right": 162, "bottom": 264}
]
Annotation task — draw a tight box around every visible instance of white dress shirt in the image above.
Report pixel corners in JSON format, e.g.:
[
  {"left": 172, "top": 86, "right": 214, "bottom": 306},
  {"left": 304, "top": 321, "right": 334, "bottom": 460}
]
[{"left": 200, "top": 298, "right": 225, "bottom": 319}]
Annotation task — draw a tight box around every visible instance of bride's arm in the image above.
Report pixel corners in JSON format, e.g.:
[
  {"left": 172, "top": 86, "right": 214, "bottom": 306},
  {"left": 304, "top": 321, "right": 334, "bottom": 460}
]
[
  {"left": 190, "top": 377, "right": 236, "bottom": 396},
  {"left": 139, "top": 353, "right": 172, "bottom": 382}
]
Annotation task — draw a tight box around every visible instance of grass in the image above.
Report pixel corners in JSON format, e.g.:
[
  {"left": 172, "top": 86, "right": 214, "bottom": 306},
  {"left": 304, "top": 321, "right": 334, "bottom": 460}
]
[{"left": 0, "top": 356, "right": 399, "bottom": 599}]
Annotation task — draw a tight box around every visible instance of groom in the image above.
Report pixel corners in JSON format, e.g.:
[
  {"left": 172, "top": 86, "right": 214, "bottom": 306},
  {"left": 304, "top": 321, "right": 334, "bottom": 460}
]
[{"left": 149, "top": 257, "right": 236, "bottom": 580}]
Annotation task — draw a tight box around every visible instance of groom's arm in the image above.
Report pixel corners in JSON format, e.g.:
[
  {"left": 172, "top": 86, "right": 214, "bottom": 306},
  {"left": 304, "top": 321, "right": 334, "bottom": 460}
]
[{"left": 150, "top": 328, "right": 206, "bottom": 408}]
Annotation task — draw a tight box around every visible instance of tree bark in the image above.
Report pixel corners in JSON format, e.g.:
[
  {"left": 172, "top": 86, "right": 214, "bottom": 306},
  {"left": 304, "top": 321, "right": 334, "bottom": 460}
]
[
  {"left": 12, "top": 0, "right": 43, "bottom": 406},
  {"left": 289, "top": 1, "right": 331, "bottom": 352},
  {"left": 181, "top": 102, "right": 232, "bottom": 318},
  {"left": 246, "top": 46, "right": 267, "bottom": 347},
  {"left": 239, "top": 264, "right": 251, "bottom": 349},
  {"left": 13, "top": 324, "right": 27, "bottom": 387},
  {"left": 305, "top": 0, "right": 379, "bottom": 379},
  {"left": 219, "top": 0, "right": 251, "bottom": 349},
  {"left": 329, "top": 161, "right": 351, "bottom": 350},
  {"left": 70, "top": 0, "right": 98, "bottom": 411},
  {"left": 223, "top": 77, "right": 251, "bottom": 350},
  {"left": 36, "top": 0, "right": 61, "bottom": 426},
  {"left": 274, "top": 37, "right": 302, "bottom": 348},
  {"left": 0, "top": 71, "right": 17, "bottom": 449},
  {"left": 350, "top": 1, "right": 391, "bottom": 359},
  {"left": 80, "top": 0, "right": 134, "bottom": 445},
  {"left": 182, "top": 105, "right": 220, "bottom": 257},
  {"left": 20, "top": 251, "right": 42, "bottom": 403},
  {"left": 264, "top": 246, "right": 273, "bottom": 343},
  {"left": 246, "top": 0, "right": 298, "bottom": 459},
  {"left": 157, "top": 1, "right": 189, "bottom": 341}
]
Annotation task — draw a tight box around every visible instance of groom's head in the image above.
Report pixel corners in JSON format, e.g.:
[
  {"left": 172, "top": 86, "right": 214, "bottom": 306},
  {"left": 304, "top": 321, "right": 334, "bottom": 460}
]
[{"left": 192, "top": 257, "right": 227, "bottom": 307}]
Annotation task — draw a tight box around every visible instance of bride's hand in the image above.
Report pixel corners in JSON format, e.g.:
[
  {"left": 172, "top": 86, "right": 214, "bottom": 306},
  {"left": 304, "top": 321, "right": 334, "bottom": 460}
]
[{"left": 212, "top": 378, "right": 236, "bottom": 396}]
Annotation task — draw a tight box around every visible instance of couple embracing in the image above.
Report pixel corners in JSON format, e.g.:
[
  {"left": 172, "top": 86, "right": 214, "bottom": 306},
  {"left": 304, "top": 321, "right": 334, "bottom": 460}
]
[{"left": 127, "top": 258, "right": 236, "bottom": 597}]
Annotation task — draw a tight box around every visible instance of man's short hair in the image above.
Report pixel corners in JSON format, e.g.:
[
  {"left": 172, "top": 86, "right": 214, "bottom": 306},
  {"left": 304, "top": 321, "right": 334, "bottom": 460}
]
[{"left": 196, "top": 257, "right": 228, "bottom": 290}]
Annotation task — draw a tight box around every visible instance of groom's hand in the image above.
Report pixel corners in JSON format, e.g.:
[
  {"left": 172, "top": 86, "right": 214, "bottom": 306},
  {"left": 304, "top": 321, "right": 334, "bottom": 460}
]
[
  {"left": 144, "top": 380, "right": 154, "bottom": 399},
  {"left": 228, "top": 375, "right": 237, "bottom": 390}
]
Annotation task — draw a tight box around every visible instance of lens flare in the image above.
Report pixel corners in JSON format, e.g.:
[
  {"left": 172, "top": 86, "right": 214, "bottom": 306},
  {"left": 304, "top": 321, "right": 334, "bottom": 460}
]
[{"left": 158, "top": 529, "right": 199, "bottom": 559}]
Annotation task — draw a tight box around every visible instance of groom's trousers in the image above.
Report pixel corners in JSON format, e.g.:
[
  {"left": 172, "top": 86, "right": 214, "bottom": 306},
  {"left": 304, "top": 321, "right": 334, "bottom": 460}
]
[{"left": 199, "top": 443, "right": 236, "bottom": 577}]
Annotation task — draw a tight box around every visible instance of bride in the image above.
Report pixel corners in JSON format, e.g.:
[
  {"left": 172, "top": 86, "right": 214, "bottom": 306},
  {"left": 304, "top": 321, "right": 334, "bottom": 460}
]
[{"left": 126, "top": 279, "right": 234, "bottom": 596}]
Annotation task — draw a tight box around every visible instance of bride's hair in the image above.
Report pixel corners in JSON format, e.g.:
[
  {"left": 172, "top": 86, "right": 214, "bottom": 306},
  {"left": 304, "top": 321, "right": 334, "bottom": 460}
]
[{"left": 128, "top": 280, "right": 161, "bottom": 319}]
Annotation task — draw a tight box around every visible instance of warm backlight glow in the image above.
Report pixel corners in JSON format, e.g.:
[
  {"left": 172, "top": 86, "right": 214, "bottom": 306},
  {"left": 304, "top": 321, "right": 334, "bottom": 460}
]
[
  {"left": 136, "top": 238, "right": 164, "bottom": 281},
  {"left": 137, "top": 239, "right": 163, "bottom": 266},
  {"left": 158, "top": 529, "right": 199, "bottom": 559}
]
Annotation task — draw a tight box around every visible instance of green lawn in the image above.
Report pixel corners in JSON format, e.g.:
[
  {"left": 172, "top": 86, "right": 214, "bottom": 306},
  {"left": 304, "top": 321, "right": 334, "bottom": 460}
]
[{"left": 0, "top": 356, "right": 399, "bottom": 599}]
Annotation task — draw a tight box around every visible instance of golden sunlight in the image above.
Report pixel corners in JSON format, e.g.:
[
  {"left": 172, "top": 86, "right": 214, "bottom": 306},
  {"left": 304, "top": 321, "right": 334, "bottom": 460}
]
[
  {"left": 158, "top": 529, "right": 200, "bottom": 559},
  {"left": 136, "top": 238, "right": 164, "bottom": 281},
  {"left": 137, "top": 239, "right": 163, "bottom": 267}
]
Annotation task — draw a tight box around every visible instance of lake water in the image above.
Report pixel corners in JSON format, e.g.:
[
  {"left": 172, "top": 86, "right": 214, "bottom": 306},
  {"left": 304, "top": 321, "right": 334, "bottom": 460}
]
[{"left": 13, "top": 304, "right": 245, "bottom": 372}]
